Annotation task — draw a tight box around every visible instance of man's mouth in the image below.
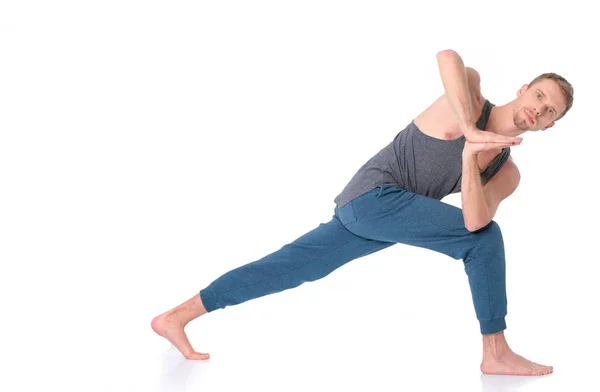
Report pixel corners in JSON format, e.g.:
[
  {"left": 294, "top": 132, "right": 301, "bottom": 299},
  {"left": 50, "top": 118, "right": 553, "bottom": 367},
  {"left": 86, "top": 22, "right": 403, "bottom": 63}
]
[{"left": 525, "top": 110, "right": 535, "bottom": 125}]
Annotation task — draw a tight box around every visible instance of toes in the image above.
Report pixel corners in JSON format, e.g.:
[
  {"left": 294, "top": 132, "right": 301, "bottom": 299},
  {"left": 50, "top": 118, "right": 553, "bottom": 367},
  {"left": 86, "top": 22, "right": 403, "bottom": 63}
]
[
  {"left": 538, "top": 366, "right": 553, "bottom": 375},
  {"left": 185, "top": 352, "right": 210, "bottom": 360},
  {"left": 528, "top": 362, "right": 552, "bottom": 376}
]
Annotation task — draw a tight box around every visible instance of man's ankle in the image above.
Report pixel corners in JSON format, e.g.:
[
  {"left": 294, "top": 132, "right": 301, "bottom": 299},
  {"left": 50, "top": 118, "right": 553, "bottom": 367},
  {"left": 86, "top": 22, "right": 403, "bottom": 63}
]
[{"left": 482, "top": 331, "right": 511, "bottom": 359}]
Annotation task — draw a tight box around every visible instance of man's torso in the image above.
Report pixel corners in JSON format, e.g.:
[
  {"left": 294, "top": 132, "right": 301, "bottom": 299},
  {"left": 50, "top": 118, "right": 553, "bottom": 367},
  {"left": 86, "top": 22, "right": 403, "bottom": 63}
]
[{"left": 413, "top": 93, "right": 504, "bottom": 171}]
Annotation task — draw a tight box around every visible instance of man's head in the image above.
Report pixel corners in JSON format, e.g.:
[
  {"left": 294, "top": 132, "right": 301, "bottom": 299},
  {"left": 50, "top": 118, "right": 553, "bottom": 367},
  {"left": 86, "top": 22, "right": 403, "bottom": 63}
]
[{"left": 513, "top": 73, "right": 574, "bottom": 131}]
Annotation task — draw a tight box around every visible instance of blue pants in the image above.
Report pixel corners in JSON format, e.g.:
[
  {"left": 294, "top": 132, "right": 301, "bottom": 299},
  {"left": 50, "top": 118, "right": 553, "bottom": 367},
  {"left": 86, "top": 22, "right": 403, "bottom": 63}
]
[{"left": 199, "top": 185, "right": 507, "bottom": 334}]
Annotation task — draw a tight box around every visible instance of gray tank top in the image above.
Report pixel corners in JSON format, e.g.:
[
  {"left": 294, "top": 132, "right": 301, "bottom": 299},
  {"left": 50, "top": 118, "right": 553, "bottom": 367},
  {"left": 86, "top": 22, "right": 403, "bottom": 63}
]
[{"left": 333, "top": 100, "right": 511, "bottom": 208}]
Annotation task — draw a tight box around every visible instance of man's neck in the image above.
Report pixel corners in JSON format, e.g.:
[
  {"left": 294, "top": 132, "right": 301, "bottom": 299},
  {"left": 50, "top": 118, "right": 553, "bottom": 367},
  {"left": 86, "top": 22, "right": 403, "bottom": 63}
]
[{"left": 485, "top": 104, "right": 526, "bottom": 137}]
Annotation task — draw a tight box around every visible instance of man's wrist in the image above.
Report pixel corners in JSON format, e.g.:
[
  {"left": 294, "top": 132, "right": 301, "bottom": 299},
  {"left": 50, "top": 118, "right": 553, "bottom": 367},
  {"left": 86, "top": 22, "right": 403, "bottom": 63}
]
[
  {"left": 462, "top": 125, "right": 480, "bottom": 136},
  {"left": 462, "top": 146, "right": 479, "bottom": 160}
]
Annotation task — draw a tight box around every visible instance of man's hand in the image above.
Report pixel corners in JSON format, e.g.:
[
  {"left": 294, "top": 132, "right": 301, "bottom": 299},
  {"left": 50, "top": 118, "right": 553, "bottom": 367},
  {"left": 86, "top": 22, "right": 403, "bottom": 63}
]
[
  {"left": 463, "top": 138, "right": 520, "bottom": 158},
  {"left": 463, "top": 126, "right": 522, "bottom": 145}
]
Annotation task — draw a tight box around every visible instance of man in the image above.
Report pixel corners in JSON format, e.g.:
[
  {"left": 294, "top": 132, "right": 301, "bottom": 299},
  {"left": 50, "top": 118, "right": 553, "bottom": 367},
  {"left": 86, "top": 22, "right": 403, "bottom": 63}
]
[{"left": 152, "top": 49, "right": 574, "bottom": 376}]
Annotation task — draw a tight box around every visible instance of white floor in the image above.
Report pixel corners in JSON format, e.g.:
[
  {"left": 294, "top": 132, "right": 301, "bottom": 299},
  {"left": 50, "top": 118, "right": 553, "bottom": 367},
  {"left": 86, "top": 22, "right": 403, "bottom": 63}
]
[{"left": 4, "top": 240, "right": 598, "bottom": 392}]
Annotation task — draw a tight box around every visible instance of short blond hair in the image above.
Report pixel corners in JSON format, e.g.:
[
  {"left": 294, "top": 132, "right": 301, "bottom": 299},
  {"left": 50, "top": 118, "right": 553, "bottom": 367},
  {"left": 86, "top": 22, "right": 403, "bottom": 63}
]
[{"left": 528, "top": 73, "right": 574, "bottom": 120}]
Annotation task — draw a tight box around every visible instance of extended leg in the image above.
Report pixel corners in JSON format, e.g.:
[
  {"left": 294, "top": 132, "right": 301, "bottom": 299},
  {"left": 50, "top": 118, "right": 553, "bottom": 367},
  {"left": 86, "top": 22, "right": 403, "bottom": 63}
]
[
  {"left": 200, "top": 214, "right": 395, "bottom": 311},
  {"left": 152, "top": 213, "right": 394, "bottom": 358}
]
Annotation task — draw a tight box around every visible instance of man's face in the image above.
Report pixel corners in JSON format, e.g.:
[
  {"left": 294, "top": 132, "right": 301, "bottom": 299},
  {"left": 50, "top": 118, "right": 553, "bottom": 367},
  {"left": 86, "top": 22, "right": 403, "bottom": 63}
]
[{"left": 513, "top": 79, "right": 567, "bottom": 131}]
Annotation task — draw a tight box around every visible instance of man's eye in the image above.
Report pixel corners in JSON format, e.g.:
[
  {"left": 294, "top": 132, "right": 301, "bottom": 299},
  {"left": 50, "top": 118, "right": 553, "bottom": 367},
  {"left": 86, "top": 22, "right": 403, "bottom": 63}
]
[{"left": 536, "top": 93, "right": 542, "bottom": 99}]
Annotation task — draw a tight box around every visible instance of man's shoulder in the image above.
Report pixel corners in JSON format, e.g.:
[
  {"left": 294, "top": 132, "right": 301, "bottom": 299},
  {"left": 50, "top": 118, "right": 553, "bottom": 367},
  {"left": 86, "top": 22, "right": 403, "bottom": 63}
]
[
  {"left": 498, "top": 156, "right": 520, "bottom": 183},
  {"left": 484, "top": 156, "right": 521, "bottom": 200}
]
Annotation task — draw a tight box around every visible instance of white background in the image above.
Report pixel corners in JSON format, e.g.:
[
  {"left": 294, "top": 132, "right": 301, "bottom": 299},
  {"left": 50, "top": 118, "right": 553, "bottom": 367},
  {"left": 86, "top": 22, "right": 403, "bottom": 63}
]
[{"left": 1, "top": 1, "right": 598, "bottom": 391}]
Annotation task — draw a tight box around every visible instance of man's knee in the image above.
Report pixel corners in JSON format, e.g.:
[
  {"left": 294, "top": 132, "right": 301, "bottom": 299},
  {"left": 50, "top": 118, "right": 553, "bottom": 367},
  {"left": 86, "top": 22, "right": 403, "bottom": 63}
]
[
  {"left": 462, "top": 220, "right": 505, "bottom": 267},
  {"left": 471, "top": 220, "right": 504, "bottom": 250}
]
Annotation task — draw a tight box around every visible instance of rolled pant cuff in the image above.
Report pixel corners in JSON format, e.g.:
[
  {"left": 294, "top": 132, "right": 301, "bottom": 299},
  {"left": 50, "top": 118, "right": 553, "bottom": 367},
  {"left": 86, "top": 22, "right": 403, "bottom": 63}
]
[
  {"left": 199, "top": 287, "right": 219, "bottom": 313},
  {"left": 480, "top": 317, "right": 507, "bottom": 335}
]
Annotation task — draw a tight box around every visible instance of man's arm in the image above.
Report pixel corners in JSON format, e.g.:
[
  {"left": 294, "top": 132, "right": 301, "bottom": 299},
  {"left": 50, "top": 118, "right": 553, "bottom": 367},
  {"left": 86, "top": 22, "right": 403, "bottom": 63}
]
[
  {"left": 437, "top": 50, "right": 522, "bottom": 145},
  {"left": 461, "top": 151, "right": 521, "bottom": 232},
  {"left": 436, "top": 49, "right": 483, "bottom": 136}
]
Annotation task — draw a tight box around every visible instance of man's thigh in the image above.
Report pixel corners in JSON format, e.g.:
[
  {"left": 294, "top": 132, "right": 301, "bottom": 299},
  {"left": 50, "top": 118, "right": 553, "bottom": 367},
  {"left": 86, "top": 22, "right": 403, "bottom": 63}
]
[{"left": 339, "top": 185, "right": 484, "bottom": 260}]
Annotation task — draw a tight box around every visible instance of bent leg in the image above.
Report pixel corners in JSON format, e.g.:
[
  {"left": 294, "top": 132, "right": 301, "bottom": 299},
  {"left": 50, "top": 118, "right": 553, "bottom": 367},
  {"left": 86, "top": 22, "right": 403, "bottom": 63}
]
[
  {"left": 343, "top": 185, "right": 507, "bottom": 334},
  {"left": 200, "top": 214, "right": 395, "bottom": 312}
]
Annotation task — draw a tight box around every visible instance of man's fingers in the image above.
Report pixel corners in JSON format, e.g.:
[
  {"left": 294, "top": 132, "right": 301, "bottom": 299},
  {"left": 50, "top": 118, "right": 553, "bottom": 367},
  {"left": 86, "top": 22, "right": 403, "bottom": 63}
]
[
  {"left": 504, "top": 135, "right": 522, "bottom": 144},
  {"left": 493, "top": 140, "right": 519, "bottom": 148},
  {"left": 487, "top": 134, "right": 522, "bottom": 145},
  {"left": 466, "top": 131, "right": 522, "bottom": 145},
  {"left": 467, "top": 140, "right": 519, "bottom": 152}
]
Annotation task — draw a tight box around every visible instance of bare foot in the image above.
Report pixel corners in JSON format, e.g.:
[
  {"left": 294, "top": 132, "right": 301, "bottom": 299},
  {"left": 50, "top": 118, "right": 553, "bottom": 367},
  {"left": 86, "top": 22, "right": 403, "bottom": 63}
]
[
  {"left": 481, "top": 350, "right": 552, "bottom": 376},
  {"left": 480, "top": 331, "right": 552, "bottom": 376},
  {"left": 151, "top": 312, "right": 209, "bottom": 360},
  {"left": 151, "top": 296, "right": 210, "bottom": 360}
]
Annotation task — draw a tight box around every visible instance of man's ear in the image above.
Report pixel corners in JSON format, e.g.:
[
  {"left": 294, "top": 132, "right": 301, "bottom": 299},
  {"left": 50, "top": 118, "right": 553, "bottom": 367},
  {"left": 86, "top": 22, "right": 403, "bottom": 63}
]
[
  {"left": 517, "top": 84, "right": 529, "bottom": 96},
  {"left": 542, "top": 121, "right": 556, "bottom": 131}
]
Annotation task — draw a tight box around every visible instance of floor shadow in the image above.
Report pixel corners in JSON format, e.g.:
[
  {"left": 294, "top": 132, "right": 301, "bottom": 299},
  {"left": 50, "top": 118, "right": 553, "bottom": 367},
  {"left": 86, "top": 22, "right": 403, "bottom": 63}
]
[
  {"left": 159, "top": 346, "right": 208, "bottom": 391},
  {"left": 480, "top": 372, "right": 552, "bottom": 392}
]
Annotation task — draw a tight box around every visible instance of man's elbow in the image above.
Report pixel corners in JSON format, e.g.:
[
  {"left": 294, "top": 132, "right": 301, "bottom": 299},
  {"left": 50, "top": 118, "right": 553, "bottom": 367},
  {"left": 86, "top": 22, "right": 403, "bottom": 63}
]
[{"left": 437, "top": 49, "right": 459, "bottom": 60}]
